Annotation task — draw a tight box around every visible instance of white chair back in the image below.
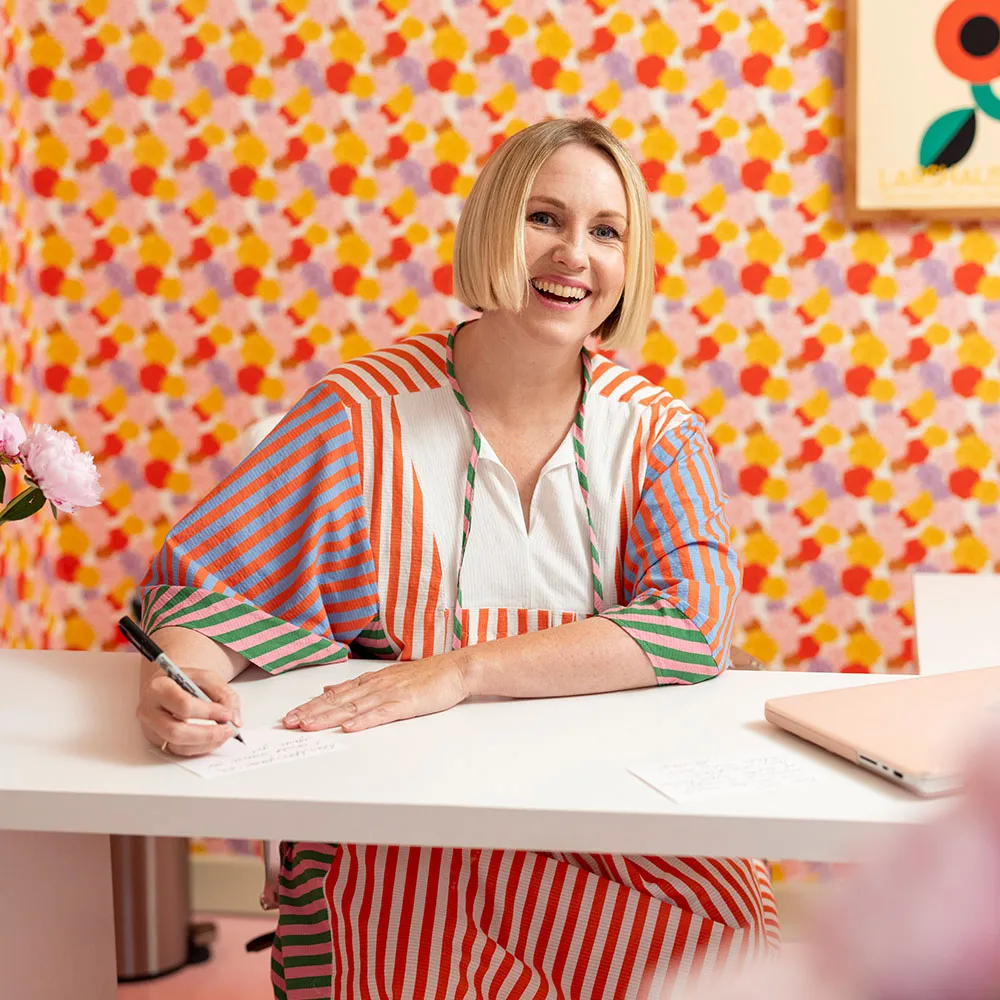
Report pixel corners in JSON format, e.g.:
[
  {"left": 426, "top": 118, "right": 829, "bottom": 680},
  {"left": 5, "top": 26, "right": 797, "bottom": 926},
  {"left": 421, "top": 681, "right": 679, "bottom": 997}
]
[
  {"left": 240, "top": 413, "right": 287, "bottom": 459},
  {"left": 913, "top": 572, "right": 1000, "bottom": 674}
]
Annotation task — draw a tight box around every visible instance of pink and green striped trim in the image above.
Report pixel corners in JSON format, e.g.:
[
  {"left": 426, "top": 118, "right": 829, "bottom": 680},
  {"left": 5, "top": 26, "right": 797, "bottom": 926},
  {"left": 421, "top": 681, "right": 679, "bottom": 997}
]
[{"left": 141, "top": 585, "right": 348, "bottom": 673}]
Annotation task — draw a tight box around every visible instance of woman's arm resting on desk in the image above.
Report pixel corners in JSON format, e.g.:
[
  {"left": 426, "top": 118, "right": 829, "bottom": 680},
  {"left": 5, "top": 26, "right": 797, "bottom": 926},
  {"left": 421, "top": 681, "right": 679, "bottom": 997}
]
[
  {"left": 285, "top": 616, "right": 654, "bottom": 733},
  {"left": 286, "top": 418, "right": 740, "bottom": 733},
  {"left": 136, "top": 626, "right": 249, "bottom": 755}
]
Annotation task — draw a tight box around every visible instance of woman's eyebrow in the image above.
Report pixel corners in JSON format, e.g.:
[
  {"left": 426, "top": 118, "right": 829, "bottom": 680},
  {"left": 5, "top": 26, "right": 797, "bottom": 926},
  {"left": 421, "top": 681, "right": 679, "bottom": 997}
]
[{"left": 528, "top": 195, "right": 627, "bottom": 222}]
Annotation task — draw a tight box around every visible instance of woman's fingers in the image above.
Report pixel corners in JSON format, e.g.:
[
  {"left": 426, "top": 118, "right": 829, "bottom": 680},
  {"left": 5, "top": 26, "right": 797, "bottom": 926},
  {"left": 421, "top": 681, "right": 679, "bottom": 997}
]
[
  {"left": 143, "top": 708, "right": 236, "bottom": 757},
  {"left": 151, "top": 674, "right": 233, "bottom": 724},
  {"left": 341, "top": 703, "right": 405, "bottom": 732},
  {"left": 284, "top": 673, "right": 399, "bottom": 729},
  {"left": 284, "top": 659, "right": 465, "bottom": 732},
  {"left": 194, "top": 670, "right": 243, "bottom": 727},
  {"left": 138, "top": 669, "right": 242, "bottom": 756},
  {"left": 287, "top": 686, "right": 389, "bottom": 730},
  {"left": 319, "top": 673, "right": 372, "bottom": 699}
]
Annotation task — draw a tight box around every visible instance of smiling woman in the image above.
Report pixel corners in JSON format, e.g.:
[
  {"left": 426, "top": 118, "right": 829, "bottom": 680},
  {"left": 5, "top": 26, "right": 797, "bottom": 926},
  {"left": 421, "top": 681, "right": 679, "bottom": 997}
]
[
  {"left": 137, "top": 118, "right": 774, "bottom": 999},
  {"left": 453, "top": 116, "right": 653, "bottom": 350}
]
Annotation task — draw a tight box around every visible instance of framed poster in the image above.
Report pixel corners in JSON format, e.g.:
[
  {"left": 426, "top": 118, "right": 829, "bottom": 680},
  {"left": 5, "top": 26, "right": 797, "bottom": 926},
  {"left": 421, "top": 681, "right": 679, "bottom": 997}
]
[{"left": 846, "top": 0, "right": 1000, "bottom": 220}]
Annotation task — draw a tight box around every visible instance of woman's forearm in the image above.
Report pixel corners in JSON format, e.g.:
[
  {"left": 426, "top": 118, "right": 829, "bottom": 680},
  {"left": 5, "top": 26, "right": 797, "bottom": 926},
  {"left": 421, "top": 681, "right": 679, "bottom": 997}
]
[
  {"left": 141, "top": 625, "right": 250, "bottom": 689},
  {"left": 460, "top": 615, "right": 660, "bottom": 699}
]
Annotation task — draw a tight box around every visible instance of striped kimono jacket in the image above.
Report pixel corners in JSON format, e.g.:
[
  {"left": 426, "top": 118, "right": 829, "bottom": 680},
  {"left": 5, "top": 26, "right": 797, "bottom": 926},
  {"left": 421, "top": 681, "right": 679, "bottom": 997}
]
[{"left": 141, "top": 332, "right": 779, "bottom": 999}]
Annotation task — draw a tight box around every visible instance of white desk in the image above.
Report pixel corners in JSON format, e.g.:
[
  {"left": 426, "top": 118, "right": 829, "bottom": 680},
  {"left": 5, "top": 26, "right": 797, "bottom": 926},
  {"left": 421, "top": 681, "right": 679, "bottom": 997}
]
[{"left": 0, "top": 650, "right": 946, "bottom": 998}]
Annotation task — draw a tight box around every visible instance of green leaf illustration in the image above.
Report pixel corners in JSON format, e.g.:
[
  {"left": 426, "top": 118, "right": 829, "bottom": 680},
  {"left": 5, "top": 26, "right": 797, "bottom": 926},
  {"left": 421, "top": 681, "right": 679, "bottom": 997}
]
[{"left": 919, "top": 108, "right": 977, "bottom": 169}]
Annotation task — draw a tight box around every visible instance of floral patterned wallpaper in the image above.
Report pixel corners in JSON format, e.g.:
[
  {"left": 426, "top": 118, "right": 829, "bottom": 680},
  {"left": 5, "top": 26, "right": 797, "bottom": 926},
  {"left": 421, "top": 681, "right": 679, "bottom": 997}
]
[{"left": 2, "top": 0, "right": 999, "bottom": 673}]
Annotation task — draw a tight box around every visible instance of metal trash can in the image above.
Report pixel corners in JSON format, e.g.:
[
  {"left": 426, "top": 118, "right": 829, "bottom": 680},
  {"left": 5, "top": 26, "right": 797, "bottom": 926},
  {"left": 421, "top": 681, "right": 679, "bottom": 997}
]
[{"left": 110, "top": 835, "right": 192, "bottom": 981}]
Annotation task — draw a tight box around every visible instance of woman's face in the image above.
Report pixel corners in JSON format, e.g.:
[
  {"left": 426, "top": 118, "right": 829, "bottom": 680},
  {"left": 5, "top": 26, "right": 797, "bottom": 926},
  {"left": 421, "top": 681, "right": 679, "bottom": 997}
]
[{"left": 516, "top": 142, "right": 628, "bottom": 347}]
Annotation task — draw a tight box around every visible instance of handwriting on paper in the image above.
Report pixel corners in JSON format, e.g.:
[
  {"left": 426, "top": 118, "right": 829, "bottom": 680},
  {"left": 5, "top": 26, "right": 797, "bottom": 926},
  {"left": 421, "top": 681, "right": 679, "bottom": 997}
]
[
  {"left": 630, "top": 755, "right": 817, "bottom": 804},
  {"left": 166, "top": 727, "right": 339, "bottom": 779}
]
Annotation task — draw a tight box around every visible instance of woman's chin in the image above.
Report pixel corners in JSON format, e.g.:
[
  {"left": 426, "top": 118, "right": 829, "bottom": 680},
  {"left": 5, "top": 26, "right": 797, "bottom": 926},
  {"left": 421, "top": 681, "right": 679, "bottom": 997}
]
[{"left": 515, "top": 300, "right": 606, "bottom": 347}]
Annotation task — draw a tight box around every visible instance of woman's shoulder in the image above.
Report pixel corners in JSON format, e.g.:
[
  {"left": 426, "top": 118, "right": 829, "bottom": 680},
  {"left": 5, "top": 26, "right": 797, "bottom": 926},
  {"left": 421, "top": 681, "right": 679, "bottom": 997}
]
[
  {"left": 316, "top": 332, "right": 453, "bottom": 403},
  {"left": 587, "top": 349, "right": 698, "bottom": 432}
]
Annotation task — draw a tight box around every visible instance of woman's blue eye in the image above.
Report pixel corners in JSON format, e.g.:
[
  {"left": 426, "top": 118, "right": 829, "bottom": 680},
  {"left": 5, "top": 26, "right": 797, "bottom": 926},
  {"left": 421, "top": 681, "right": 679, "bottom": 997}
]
[{"left": 528, "top": 213, "right": 621, "bottom": 240}]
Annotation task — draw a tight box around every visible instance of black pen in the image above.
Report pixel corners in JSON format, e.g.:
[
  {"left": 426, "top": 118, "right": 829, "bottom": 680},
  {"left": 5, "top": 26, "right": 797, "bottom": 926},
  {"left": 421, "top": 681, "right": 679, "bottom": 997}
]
[{"left": 119, "top": 615, "right": 246, "bottom": 745}]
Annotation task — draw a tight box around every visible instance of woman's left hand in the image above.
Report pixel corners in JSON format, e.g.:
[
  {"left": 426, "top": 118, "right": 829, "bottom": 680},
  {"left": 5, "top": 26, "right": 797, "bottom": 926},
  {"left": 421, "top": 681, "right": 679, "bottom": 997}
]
[{"left": 282, "top": 651, "right": 473, "bottom": 732}]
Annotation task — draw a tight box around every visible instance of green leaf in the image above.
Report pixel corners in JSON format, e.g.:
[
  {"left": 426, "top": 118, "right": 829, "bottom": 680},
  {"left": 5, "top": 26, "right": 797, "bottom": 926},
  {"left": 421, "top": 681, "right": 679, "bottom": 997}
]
[
  {"left": 49, "top": 500, "right": 58, "bottom": 520},
  {"left": 0, "top": 465, "right": 5, "bottom": 504},
  {"left": 0, "top": 486, "right": 47, "bottom": 524},
  {"left": 919, "top": 108, "right": 977, "bottom": 169}
]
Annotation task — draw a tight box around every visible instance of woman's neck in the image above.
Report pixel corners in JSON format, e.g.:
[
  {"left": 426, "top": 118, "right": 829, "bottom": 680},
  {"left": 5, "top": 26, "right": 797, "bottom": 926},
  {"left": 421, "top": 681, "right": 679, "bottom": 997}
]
[{"left": 452, "top": 315, "right": 585, "bottom": 427}]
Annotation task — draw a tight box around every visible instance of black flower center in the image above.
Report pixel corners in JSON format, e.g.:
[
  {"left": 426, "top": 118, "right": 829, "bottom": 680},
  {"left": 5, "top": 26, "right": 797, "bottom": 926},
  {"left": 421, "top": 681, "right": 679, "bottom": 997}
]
[{"left": 960, "top": 15, "right": 1000, "bottom": 57}]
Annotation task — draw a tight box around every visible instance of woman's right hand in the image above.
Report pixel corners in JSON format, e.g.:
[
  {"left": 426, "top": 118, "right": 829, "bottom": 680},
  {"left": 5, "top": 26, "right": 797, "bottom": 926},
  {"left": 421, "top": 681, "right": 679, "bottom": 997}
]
[{"left": 137, "top": 667, "right": 243, "bottom": 757}]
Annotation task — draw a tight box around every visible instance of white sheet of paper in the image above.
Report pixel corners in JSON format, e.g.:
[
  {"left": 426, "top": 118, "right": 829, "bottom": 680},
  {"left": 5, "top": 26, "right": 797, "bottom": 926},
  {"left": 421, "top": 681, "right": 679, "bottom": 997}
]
[
  {"left": 630, "top": 755, "right": 817, "bottom": 804},
  {"left": 168, "top": 727, "right": 339, "bottom": 779}
]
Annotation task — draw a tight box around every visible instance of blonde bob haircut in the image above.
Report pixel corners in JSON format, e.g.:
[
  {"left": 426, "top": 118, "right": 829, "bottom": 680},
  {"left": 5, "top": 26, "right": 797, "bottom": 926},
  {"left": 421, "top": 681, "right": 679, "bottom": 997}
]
[{"left": 453, "top": 118, "right": 654, "bottom": 350}]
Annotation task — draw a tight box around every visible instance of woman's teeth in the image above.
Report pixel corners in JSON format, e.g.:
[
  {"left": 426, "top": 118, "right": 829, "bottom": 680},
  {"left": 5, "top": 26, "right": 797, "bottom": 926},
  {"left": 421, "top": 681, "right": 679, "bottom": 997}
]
[{"left": 531, "top": 279, "right": 589, "bottom": 301}]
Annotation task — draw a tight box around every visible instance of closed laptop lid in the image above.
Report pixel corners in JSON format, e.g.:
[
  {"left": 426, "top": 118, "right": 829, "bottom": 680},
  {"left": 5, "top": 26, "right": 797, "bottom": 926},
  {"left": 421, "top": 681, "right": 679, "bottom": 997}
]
[{"left": 765, "top": 666, "right": 1000, "bottom": 782}]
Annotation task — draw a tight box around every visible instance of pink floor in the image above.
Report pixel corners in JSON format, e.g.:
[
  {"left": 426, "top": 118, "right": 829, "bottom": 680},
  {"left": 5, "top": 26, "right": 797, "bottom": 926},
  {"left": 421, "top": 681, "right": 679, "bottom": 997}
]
[{"left": 118, "top": 914, "right": 277, "bottom": 1000}]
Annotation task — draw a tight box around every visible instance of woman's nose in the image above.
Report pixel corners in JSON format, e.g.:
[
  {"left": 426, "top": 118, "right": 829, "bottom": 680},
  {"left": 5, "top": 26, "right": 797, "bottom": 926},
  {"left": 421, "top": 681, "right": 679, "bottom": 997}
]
[{"left": 552, "top": 230, "right": 587, "bottom": 269}]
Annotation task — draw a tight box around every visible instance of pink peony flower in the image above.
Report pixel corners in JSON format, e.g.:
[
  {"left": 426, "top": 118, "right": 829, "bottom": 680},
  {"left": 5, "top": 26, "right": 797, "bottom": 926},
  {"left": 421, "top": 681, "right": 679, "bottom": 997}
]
[
  {"left": 21, "top": 424, "right": 102, "bottom": 513},
  {"left": 0, "top": 408, "right": 26, "bottom": 460}
]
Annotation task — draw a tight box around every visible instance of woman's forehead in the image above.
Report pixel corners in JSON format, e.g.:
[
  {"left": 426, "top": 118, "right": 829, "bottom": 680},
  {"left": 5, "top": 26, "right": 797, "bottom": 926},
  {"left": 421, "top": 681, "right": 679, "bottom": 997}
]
[{"left": 528, "top": 145, "right": 627, "bottom": 213}]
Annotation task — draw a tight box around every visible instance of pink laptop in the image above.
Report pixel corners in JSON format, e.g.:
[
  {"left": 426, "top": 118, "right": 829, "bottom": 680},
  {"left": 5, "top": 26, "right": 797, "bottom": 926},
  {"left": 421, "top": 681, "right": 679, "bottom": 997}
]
[{"left": 765, "top": 666, "right": 1000, "bottom": 797}]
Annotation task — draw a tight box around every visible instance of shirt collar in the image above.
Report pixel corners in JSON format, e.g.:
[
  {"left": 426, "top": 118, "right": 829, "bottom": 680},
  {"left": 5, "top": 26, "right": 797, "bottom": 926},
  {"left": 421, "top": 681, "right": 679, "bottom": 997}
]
[{"left": 476, "top": 427, "right": 576, "bottom": 476}]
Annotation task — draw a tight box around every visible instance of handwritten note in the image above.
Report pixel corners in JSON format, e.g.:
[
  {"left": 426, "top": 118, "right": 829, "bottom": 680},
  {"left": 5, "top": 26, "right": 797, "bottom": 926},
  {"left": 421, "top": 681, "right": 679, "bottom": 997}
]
[
  {"left": 167, "top": 727, "right": 339, "bottom": 779},
  {"left": 630, "top": 755, "right": 817, "bottom": 804}
]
